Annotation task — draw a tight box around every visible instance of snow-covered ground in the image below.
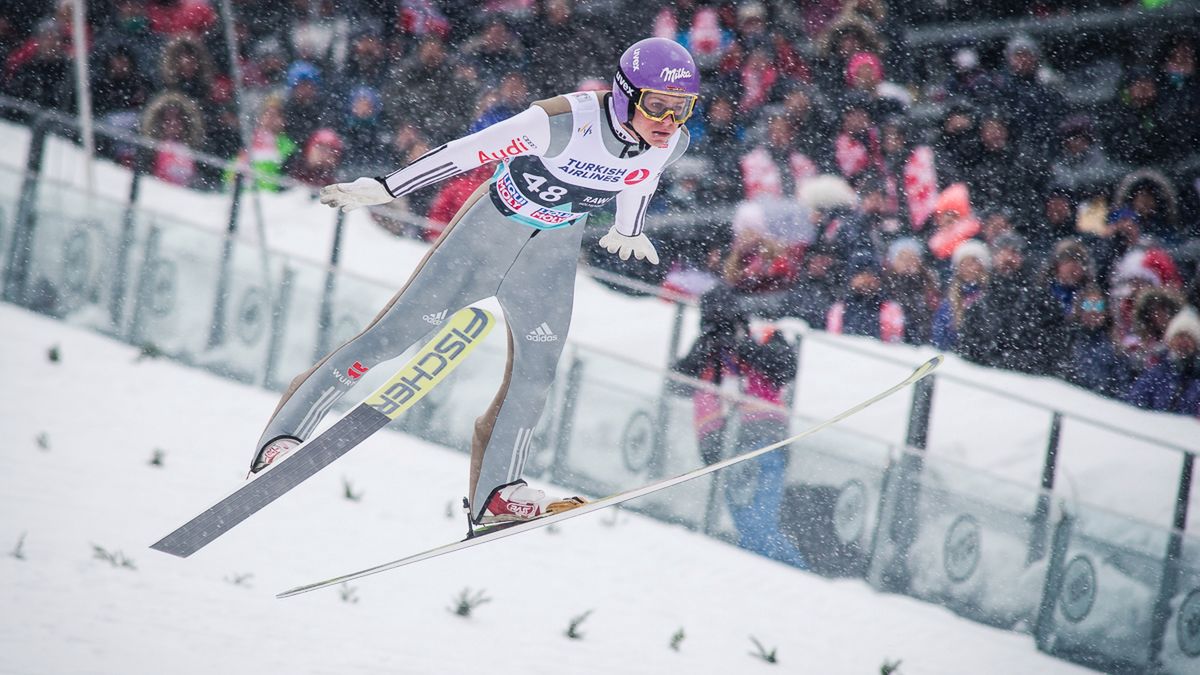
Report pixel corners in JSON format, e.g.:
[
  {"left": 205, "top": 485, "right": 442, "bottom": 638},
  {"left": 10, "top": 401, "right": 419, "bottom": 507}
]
[{"left": 0, "top": 303, "right": 1097, "bottom": 674}]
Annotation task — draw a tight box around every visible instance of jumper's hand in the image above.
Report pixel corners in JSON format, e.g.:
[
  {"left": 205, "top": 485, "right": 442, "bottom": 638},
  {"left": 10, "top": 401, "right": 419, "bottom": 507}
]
[
  {"left": 598, "top": 226, "right": 659, "bottom": 265},
  {"left": 318, "top": 177, "right": 393, "bottom": 212}
]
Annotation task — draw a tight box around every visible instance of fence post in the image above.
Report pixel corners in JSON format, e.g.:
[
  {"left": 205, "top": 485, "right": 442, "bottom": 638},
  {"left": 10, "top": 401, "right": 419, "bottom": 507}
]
[
  {"left": 207, "top": 173, "right": 243, "bottom": 348},
  {"left": 125, "top": 224, "right": 162, "bottom": 345},
  {"left": 314, "top": 209, "right": 346, "bottom": 362},
  {"left": 1148, "top": 451, "right": 1196, "bottom": 668},
  {"left": 108, "top": 161, "right": 142, "bottom": 334},
  {"left": 1028, "top": 412, "right": 1063, "bottom": 563},
  {"left": 649, "top": 300, "right": 688, "bottom": 479},
  {"left": 1035, "top": 511, "right": 1075, "bottom": 652},
  {"left": 549, "top": 353, "right": 584, "bottom": 483},
  {"left": 262, "top": 265, "right": 295, "bottom": 390},
  {"left": 871, "top": 374, "right": 935, "bottom": 593},
  {"left": 2, "top": 115, "right": 48, "bottom": 305}
]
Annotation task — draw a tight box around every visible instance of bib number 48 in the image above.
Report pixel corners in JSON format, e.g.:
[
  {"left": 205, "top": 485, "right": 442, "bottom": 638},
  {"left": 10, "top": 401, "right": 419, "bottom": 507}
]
[{"left": 521, "top": 172, "right": 568, "bottom": 202}]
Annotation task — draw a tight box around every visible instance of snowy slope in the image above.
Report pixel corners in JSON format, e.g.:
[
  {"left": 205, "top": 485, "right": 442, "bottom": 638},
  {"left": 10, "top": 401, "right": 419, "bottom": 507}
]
[{"left": 0, "top": 303, "right": 1093, "bottom": 675}]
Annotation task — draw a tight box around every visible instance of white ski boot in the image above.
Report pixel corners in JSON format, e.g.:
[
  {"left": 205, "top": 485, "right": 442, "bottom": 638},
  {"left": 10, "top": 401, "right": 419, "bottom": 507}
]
[
  {"left": 476, "top": 480, "right": 586, "bottom": 525},
  {"left": 249, "top": 436, "right": 301, "bottom": 475}
]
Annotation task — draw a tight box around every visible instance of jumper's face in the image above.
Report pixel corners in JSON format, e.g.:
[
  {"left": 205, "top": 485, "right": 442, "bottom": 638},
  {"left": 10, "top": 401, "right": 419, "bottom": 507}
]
[{"left": 629, "top": 93, "right": 694, "bottom": 148}]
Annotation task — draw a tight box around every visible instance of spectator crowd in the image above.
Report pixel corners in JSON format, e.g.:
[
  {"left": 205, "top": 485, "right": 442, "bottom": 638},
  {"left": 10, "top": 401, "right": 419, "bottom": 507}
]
[{"left": 1, "top": 0, "right": 1198, "bottom": 417}]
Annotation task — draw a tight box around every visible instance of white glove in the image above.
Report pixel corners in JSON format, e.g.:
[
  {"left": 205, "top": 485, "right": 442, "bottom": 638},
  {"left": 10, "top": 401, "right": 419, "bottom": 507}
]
[
  {"left": 598, "top": 226, "right": 659, "bottom": 265},
  {"left": 318, "top": 177, "right": 394, "bottom": 212}
]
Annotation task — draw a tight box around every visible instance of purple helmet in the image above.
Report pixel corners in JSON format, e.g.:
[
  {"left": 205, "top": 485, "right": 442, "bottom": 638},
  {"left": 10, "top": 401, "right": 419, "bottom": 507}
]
[{"left": 612, "top": 38, "right": 700, "bottom": 125}]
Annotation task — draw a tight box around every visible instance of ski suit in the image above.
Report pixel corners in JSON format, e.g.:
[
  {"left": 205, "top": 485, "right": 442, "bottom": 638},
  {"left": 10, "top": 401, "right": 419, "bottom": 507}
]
[{"left": 257, "top": 91, "right": 690, "bottom": 519}]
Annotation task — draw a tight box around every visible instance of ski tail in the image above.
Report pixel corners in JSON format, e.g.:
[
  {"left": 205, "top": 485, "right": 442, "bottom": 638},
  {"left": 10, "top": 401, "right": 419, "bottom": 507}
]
[
  {"left": 150, "top": 307, "right": 496, "bottom": 558},
  {"left": 276, "top": 355, "right": 942, "bottom": 598}
]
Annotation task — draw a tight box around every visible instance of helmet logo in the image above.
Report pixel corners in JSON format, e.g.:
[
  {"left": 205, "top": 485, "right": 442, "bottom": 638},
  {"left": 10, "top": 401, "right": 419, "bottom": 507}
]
[
  {"left": 631, "top": 48, "right": 641, "bottom": 71},
  {"left": 660, "top": 67, "right": 693, "bottom": 83}
]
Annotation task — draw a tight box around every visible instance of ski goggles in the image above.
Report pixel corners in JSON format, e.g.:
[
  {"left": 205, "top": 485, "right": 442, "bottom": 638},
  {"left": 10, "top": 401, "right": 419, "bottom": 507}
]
[{"left": 634, "top": 89, "right": 699, "bottom": 124}]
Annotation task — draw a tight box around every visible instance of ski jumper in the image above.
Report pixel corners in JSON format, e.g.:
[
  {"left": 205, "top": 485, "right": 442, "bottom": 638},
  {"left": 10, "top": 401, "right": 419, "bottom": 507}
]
[{"left": 257, "top": 91, "right": 690, "bottom": 519}]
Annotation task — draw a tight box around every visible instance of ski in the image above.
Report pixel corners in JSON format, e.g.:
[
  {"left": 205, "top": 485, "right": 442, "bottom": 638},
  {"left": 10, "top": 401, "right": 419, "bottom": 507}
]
[
  {"left": 276, "top": 355, "right": 942, "bottom": 598},
  {"left": 151, "top": 307, "right": 496, "bottom": 558}
]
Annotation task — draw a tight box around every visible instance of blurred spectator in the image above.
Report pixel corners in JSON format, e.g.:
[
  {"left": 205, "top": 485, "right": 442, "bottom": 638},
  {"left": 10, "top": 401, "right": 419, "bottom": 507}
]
[
  {"left": 1045, "top": 238, "right": 1096, "bottom": 317},
  {"left": 940, "top": 47, "right": 992, "bottom": 101},
  {"left": 692, "top": 89, "right": 744, "bottom": 203},
  {"left": 383, "top": 37, "right": 477, "bottom": 139},
  {"left": 832, "top": 249, "right": 885, "bottom": 339},
  {"left": 881, "top": 237, "right": 940, "bottom": 345},
  {"left": 158, "top": 35, "right": 215, "bottom": 103},
  {"left": 337, "top": 25, "right": 390, "bottom": 92},
  {"left": 740, "top": 111, "right": 816, "bottom": 201},
  {"left": 240, "top": 36, "right": 289, "bottom": 119},
  {"left": 927, "top": 183, "right": 981, "bottom": 273},
  {"left": 286, "top": 127, "right": 343, "bottom": 186},
  {"left": 1059, "top": 286, "right": 1128, "bottom": 397},
  {"left": 528, "top": 0, "right": 602, "bottom": 93},
  {"left": 6, "top": 19, "right": 73, "bottom": 111},
  {"left": 1050, "top": 114, "right": 1125, "bottom": 197},
  {"left": 91, "top": 41, "right": 155, "bottom": 164},
  {"left": 147, "top": 0, "right": 217, "bottom": 38},
  {"left": 721, "top": 224, "right": 795, "bottom": 294},
  {"left": 282, "top": 61, "right": 332, "bottom": 149},
  {"left": 1158, "top": 31, "right": 1199, "bottom": 155},
  {"left": 932, "top": 239, "right": 990, "bottom": 351},
  {"left": 341, "top": 85, "right": 390, "bottom": 168},
  {"left": 814, "top": 12, "right": 885, "bottom": 95},
  {"left": 1105, "top": 66, "right": 1172, "bottom": 168},
  {"left": 883, "top": 118, "right": 939, "bottom": 234},
  {"left": 1123, "top": 306, "right": 1200, "bottom": 415},
  {"left": 1025, "top": 186, "right": 1078, "bottom": 264},
  {"left": 228, "top": 93, "right": 296, "bottom": 191},
  {"left": 960, "top": 233, "right": 1066, "bottom": 374},
  {"left": 828, "top": 174, "right": 894, "bottom": 261},
  {"left": 844, "top": 50, "right": 908, "bottom": 116},
  {"left": 979, "top": 207, "right": 1017, "bottom": 247},
  {"left": 833, "top": 92, "right": 884, "bottom": 186},
  {"left": 985, "top": 33, "right": 1063, "bottom": 170},
  {"left": 733, "top": 1, "right": 771, "bottom": 51},
  {"left": 693, "top": 5, "right": 735, "bottom": 68},
  {"left": 735, "top": 45, "right": 780, "bottom": 119},
  {"left": 287, "top": 0, "right": 351, "bottom": 73},
  {"left": 91, "top": 43, "right": 153, "bottom": 118},
  {"left": 93, "top": 0, "right": 163, "bottom": 79},
  {"left": 782, "top": 240, "right": 839, "bottom": 331},
  {"left": 933, "top": 98, "right": 977, "bottom": 185},
  {"left": 1120, "top": 287, "right": 1186, "bottom": 378},
  {"left": 965, "top": 109, "right": 1039, "bottom": 225},
  {"left": 1112, "top": 169, "right": 1183, "bottom": 246},
  {"left": 141, "top": 91, "right": 205, "bottom": 188},
  {"left": 0, "top": 1, "right": 36, "bottom": 70},
  {"left": 778, "top": 82, "right": 833, "bottom": 169},
  {"left": 672, "top": 284, "right": 806, "bottom": 567},
  {"left": 463, "top": 16, "right": 525, "bottom": 87},
  {"left": 468, "top": 72, "right": 529, "bottom": 133}
]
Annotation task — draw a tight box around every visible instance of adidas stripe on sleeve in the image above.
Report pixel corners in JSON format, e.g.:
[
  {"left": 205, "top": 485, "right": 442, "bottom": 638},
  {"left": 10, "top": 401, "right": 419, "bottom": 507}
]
[{"left": 378, "top": 106, "right": 553, "bottom": 198}]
